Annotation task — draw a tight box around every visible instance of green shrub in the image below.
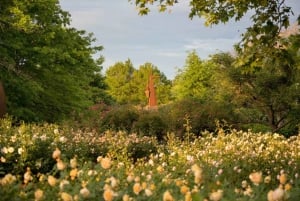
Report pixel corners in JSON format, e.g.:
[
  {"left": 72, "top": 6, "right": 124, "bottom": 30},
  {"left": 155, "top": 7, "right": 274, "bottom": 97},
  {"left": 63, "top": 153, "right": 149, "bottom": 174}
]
[
  {"left": 100, "top": 105, "right": 139, "bottom": 132},
  {"left": 133, "top": 111, "right": 166, "bottom": 141},
  {"left": 63, "top": 102, "right": 111, "bottom": 132},
  {"left": 159, "top": 98, "right": 238, "bottom": 137},
  {"left": 158, "top": 98, "right": 209, "bottom": 137},
  {"left": 127, "top": 140, "right": 158, "bottom": 162}
]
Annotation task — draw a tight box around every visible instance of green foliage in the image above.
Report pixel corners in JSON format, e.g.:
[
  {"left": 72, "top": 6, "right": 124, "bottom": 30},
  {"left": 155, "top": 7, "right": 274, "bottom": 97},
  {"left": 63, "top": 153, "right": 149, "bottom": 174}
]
[
  {"left": 105, "top": 60, "right": 135, "bottom": 104},
  {"left": 127, "top": 140, "right": 158, "bottom": 162},
  {"left": 62, "top": 103, "right": 111, "bottom": 132},
  {"left": 228, "top": 32, "right": 300, "bottom": 134},
  {"left": 160, "top": 98, "right": 236, "bottom": 137},
  {"left": 1, "top": 118, "right": 300, "bottom": 200},
  {"left": 133, "top": 110, "right": 166, "bottom": 141},
  {"left": 105, "top": 60, "right": 172, "bottom": 105},
  {"left": 0, "top": 0, "right": 107, "bottom": 122},
  {"left": 100, "top": 105, "right": 139, "bottom": 132},
  {"left": 172, "top": 51, "right": 216, "bottom": 100}
]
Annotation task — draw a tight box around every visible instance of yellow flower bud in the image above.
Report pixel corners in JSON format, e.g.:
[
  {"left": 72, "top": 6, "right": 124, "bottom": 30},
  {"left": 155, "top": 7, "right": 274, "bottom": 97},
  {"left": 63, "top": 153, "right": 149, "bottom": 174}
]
[
  {"left": 133, "top": 182, "right": 142, "bottom": 195},
  {"left": 279, "top": 174, "right": 287, "bottom": 185},
  {"left": 34, "top": 189, "right": 44, "bottom": 201},
  {"left": 48, "top": 175, "right": 57, "bottom": 187},
  {"left": 101, "top": 157, "right": 112, "bottom": 169},
  {"left": 163, "top": 190, "right": 174, "bottom": 201},
  {"left": 103, "top": 189, "right": 114, "bottom": 201},
  {"left": 61, "top": 192, "right": 73, "bottom": 201},
  {"left": 52, "top": 148, "right": 61, "bottom": 159}
]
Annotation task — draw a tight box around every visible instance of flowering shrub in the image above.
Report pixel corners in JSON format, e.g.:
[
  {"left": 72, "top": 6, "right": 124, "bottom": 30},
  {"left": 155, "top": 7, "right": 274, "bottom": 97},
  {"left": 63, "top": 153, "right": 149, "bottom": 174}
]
[{"left": 1, "top": 118, "right": 300, "bottom": 200}]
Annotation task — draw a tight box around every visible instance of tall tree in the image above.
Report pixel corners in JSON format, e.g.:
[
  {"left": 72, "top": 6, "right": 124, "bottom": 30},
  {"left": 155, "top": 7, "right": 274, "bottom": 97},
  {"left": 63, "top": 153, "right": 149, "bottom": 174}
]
[
  {"left": 105, "top": 60, "right": 135, "bottom": 104},
  {"left": 0, "top": 0, "right": 105, "bottom": 122},
  {"left": 229, "top": 30, "right": 300, "bottom": 134},
  {"left": 172, "top": 51, "right": 215, "bottom": 100}
]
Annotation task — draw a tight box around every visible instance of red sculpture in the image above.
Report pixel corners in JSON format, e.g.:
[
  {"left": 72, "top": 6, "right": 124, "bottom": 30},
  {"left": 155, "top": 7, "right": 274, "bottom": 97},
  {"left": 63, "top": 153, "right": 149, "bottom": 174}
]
[{"left": 145, "top": 73, "right": 157, "bottom": 108}]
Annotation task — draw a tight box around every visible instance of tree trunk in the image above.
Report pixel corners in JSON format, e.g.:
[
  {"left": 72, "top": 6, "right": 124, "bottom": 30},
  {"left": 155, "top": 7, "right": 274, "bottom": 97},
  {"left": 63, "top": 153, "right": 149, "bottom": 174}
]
[{"left": 0, "top": 81, "right": 6, "bottom": 118}]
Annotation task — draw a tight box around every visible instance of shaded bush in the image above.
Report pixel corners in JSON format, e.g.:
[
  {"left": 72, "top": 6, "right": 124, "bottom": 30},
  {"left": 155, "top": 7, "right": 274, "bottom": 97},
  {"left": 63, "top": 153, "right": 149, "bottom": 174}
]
[
  {"left": 100, "top": 105, "right": 139, "bottom": 132},
  {"left": 127, "top": 141, "right": 158, "bottom": 162},
  {"left": 159, "top": 98, "right": 237, "bottom": 137},
  {"left": 62, "top": 102, "right": 111, "bottom": 132},
  {"left": 133, "top": 111, "right": 166, "bottom": 141}
]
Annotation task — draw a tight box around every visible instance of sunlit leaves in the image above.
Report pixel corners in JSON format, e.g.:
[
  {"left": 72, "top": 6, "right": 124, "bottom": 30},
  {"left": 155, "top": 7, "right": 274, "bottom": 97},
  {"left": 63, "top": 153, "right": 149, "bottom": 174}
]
[
  {"left": 172, "top": 51, "right": 216, "bottom": 100},
  {"left": 0, "top": 0, "right": 105, "bottom": 122}
]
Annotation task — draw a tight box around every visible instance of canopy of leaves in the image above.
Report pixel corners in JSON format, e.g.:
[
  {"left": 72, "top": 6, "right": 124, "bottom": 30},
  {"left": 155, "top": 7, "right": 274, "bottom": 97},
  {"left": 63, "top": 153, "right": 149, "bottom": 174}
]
[
  {"left": 0, "top": 0, "right": 106, "bottom": 122},
  {"left": 228, "top": 30, "right": 300, "bottom": 134},
  {"left": 105, "top": 60, "right": 135, "bottom": 104},
  {"left": 172, "top": 51, "right": 216, "bottom": 100}
]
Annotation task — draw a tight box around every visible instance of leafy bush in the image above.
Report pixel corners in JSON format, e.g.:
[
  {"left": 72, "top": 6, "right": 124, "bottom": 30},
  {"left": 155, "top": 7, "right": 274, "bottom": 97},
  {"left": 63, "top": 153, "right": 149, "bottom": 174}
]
[
  {"left": 159, "top": 98, "right": 238, "bottom": 137},
  {"left": 133, "top": 111, "right": 166, "bottom": 141},
  {"left": 100, "top": 105, "right": 139, "bottom": 132},
  {"left": 63, "top": 102, "right": 111, "bottom": 132},
  {"left": 127, "top": 140, "right": 158, "bottom": 162}
]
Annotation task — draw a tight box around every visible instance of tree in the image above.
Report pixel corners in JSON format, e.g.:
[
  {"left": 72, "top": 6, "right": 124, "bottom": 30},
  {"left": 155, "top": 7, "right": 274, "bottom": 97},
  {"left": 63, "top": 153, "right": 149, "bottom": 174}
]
[
  {"left": 228, "top": 31, "right": 300, "bottom": 134},
  {"left": 130, "top": 0, "right": 297, "bottom": 71},
  {"left": 105, "top": 61, "right": 172, "bottom": 105},
  {"left": 172, "top": 51, "right": 216, "bottom": 100},
  {"left": 0, "top": 0, "right": 106, "bottom": 122},
  {"left": 105, "top": 60, "right": 135, "bottom": 104}
]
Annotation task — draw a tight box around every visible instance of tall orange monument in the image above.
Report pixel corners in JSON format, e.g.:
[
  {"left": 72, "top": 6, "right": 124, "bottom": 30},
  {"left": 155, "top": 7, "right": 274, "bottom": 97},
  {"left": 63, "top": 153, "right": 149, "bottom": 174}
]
[{"left": 145, "top": 73, "right": 157, "bottom": 108}]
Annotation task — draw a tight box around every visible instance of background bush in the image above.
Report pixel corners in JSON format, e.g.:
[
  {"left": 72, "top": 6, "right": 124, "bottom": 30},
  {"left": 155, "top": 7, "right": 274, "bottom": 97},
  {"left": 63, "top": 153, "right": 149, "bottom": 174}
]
[
  {"left": 133, "top": 110, "right": 166, "bottom": 141},
  {"left": 100, "top": 105, "right": 139, "bottom": 133}
]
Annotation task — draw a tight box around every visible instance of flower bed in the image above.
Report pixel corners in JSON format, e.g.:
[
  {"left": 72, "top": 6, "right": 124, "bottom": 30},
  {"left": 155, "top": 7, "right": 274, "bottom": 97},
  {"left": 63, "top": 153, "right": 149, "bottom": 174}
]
[{"left": 0, "top": 118, "right": 300, "bottom": 200}]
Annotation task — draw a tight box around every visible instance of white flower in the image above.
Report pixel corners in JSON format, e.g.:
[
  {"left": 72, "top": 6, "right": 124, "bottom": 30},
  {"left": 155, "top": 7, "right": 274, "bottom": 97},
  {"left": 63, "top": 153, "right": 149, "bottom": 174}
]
[
  {"left": 8, "top": 147, "right": 14, "bottom": 154},
  {"left": 110, "top": 177, "right": 119, "bottom": 188},
  {"left": 54, "top": 128, "right": 59, "bottom": 134},
  {"left": 60, "top": 180, "right": 70, "bottom": 190},
  {"left": 268, "top": 187, "right": 285, "bottom": 201},
  {"left": 148, "top": 159, "right": 154, "bottom": 166},
  {"left": 59, "top": 136, "right": 66, "bottom": 142},
  {"left": 186, "top": 155, "right": 194, "bottom": 162},
  {"left": 80, "top": 187, "right": 90, "bottom": 198},
  {"left": 145, "top": 189, "right": 153, "bottom": 196},
  {"left": 18, "top": 147, "right": 24, "bottom": 155},
  {"left": 70, "top": 157, "right": 77, "bottom": 168},
  {"left": 34, "top": 189, "right": 44, "bottom": 201},
  {"left": 1, "top": 147, "right": 8, "bottom": 154},
  {"left": 56, "top": 159, "right": 66, "bottom": 170},
  {"left": 1, "top": 156, "right": 6, "bottom": 163},
  {"left": 249, "top": 172, "right": 262, "bottom": 185}
]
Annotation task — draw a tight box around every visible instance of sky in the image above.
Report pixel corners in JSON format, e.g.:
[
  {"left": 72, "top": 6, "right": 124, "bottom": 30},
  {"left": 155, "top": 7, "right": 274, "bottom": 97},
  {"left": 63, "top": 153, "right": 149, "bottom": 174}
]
[{"left": 59, "top": 0, "right": 300, "bottom": 79}]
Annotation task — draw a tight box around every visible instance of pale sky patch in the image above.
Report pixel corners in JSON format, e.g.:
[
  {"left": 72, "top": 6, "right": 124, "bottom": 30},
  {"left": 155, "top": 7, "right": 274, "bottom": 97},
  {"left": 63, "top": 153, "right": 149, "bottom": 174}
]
[{"left": 60, "top": 0, "right": 299, "bottom": 79}]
